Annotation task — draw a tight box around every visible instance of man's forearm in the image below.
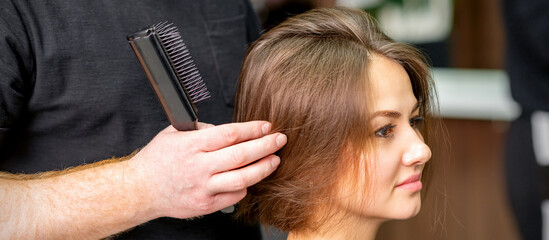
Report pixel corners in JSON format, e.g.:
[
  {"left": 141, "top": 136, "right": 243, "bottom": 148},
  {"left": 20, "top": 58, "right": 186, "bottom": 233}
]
[{"left": 0, "top": 154, "right": 157, "bottom": 239}]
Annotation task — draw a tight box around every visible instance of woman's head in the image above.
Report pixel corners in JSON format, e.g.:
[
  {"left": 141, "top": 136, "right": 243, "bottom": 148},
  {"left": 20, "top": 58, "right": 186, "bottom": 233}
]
[{"left": 234, "top": 7, "right": 437, "bottom": 233}]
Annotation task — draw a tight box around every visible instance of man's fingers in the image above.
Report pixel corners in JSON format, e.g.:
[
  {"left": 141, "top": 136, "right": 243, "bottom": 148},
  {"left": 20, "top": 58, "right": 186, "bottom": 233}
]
[
  {"left": 196, "top": 122, "right": 215, "bottom": 130},
  {"left": 207, "top": 133, "right": 286, "bottom": 173},
  {"left": 194, "top": 121, "right": 272, "bottom": 151},
  {"left": 212, "top": 189, "right": 247, "bottom": 212},
  {"left": 207, "top": 155, "right": 280, "bottom": 193}
]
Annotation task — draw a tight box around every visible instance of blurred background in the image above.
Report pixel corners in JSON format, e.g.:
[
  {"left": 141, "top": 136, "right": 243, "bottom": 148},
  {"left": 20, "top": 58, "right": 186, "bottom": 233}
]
[{"left": 248, "top": 0, "right": 549, "bottom": 239}]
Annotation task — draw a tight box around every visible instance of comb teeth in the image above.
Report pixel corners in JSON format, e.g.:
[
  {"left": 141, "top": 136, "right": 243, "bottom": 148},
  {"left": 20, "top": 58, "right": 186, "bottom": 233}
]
[{"left": 153, "top": 22, "right": 211, "bottom": 103}]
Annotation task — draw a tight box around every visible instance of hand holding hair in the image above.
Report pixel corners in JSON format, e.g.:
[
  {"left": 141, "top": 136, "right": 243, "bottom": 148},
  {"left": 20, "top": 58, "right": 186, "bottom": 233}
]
[
  {"left": 131, "top": 120, "right": 286, "bottom": 219},
  {"left": 0, "top": 120, "right": 284, "bottom": 239}
]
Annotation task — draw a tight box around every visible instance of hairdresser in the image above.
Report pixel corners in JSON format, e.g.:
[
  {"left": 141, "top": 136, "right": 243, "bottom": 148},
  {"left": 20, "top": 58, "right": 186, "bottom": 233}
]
[{"left": 0, "top": 1, "right": 286, "bottom": 239}]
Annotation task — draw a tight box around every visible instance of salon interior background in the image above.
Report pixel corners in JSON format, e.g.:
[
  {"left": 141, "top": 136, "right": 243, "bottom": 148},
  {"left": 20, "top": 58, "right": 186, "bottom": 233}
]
[{"left": 250, "top": 0, "right": 531, "bottom": 240}]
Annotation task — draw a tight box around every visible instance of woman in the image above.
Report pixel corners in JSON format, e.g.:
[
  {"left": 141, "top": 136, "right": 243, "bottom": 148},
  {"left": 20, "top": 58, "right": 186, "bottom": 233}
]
[{"left": 234, "top": 7, "right": 439, "bottom": 240}]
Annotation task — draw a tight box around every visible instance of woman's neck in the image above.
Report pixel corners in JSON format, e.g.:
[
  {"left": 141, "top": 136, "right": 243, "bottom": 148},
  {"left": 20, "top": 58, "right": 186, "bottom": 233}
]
[{"left": 287, "top": 212, "right": 383, "bottom": 240}]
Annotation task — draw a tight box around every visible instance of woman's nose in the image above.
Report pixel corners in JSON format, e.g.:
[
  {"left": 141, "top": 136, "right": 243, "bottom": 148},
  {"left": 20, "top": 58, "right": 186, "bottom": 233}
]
[{"left": 402, "top": 140, "right": 432, "bottom": 166}]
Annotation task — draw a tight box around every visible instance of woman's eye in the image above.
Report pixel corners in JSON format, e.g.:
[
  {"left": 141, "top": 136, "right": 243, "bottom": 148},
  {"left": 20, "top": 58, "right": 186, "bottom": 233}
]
[
  {"left": 410, "top": 116, "right": 425, "bottom": 129},
  {"left": 375, "top": 125, "right": 396, "bottom": 138}
]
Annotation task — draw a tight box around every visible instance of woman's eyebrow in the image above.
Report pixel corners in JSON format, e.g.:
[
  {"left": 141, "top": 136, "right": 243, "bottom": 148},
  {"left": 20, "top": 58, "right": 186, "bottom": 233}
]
[
  {"left": 372, "top": 110, "right": 401, "bottom": 119},
  {"left": 372, "top": 103, "right": 420, "bottom": 119}
]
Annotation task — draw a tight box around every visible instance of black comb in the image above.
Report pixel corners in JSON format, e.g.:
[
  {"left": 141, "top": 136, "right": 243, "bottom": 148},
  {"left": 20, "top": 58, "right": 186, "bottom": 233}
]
[{"left": 127, "top": 22, "right": 210, "bottom": 130}]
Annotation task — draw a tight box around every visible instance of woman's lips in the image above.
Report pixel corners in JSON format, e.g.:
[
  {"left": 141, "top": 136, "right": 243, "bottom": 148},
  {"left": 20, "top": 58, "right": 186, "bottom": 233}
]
[{"left": 396, "top": 174, "right": 423, "bottom": 191}]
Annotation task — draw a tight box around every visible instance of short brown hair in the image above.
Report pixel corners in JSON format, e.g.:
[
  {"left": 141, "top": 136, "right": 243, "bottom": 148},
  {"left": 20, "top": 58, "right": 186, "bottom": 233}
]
[{"left": 234, "top": 7, "right": 438, "bottom": 232}]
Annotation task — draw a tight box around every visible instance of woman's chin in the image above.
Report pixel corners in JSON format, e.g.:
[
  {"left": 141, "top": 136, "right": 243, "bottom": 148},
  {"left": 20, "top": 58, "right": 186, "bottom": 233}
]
[{"left": 389, "top": 201, "right": 422, "bottom": 220}]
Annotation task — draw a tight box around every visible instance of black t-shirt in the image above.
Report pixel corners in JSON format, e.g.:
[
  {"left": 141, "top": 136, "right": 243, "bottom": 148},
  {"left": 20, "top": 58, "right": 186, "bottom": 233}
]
[{"left": 0, "top": 0, "right": 262, "bottom": 239}]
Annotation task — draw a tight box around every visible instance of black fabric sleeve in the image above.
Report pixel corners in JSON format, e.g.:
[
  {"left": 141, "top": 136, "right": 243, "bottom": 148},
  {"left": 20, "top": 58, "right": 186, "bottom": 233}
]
[{"left": 0, "top": 0, "right": 34, "bottom": 146}]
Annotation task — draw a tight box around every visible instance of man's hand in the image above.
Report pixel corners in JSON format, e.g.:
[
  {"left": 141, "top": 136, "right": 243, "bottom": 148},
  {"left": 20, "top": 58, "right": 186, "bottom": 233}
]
[
  {"left": 132, "top": 121, "right": 286, "bottom": 219},
  {"left": 0, "top": 121, "right": 285, "bottom": 239}
]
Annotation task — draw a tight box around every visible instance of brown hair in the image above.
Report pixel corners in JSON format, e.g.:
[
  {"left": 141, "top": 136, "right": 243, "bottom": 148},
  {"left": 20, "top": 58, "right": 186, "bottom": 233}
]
[{"left": 234, "top": 7, "right": 439, "bottom": 232}]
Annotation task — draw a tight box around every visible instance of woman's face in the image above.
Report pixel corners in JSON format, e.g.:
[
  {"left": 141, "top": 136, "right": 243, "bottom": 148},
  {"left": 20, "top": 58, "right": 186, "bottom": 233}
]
[{"left": 336, "top": 55, "right": 432, "bottom": 221}]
